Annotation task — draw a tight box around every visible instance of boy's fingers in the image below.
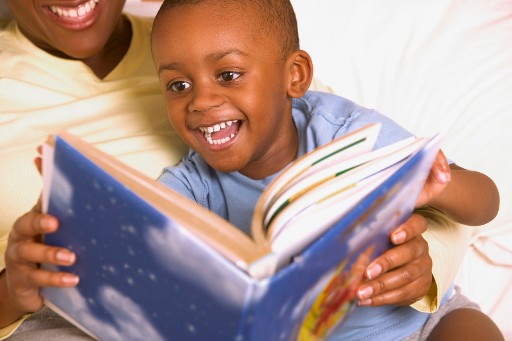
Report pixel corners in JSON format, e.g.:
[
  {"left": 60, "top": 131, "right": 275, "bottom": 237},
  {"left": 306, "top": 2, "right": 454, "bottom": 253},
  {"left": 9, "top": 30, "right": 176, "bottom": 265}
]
[
  {"left": 366, "top": 235, "right": 429, "bottom": 280},
  {"left": 358, "top": 255, "right": 431, "bottom": 300},
  {"left": 358, "top": 278, "right": 430, "bottom": 307},
  {"left": 358, "top": 253, "right": 432, "bottom": 306},
  {"left": 390, "top": 213, "right": 428, "bottom": 245},
  {"left": 358, "top": 236, "right": 432, "bottom": 306}
]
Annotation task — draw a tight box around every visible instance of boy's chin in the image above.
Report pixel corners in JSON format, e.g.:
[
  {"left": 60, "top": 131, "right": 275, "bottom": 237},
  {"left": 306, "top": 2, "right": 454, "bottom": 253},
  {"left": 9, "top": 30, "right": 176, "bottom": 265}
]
[{"left": 207, "top": 162, "right": 241, "bottom": 174}]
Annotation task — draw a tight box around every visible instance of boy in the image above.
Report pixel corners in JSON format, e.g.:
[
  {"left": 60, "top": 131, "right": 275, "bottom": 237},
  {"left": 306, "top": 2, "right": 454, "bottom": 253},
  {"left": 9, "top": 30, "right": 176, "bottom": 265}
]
[{"left": 151, "top": 0, "right": 502, "bottom": 340}]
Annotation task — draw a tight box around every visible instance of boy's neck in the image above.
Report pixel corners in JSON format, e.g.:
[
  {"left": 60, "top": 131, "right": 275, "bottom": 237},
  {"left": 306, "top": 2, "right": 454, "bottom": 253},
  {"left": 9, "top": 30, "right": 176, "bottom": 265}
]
[{"left": 240, "top": 124, "right": 298, "bottom": 180}]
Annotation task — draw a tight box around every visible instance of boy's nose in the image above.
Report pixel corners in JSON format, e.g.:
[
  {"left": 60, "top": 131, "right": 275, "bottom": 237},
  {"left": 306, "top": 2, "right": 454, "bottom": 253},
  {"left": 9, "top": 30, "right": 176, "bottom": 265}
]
[{"left": 188, "top": 83, "right": 224, "bottom": 113}]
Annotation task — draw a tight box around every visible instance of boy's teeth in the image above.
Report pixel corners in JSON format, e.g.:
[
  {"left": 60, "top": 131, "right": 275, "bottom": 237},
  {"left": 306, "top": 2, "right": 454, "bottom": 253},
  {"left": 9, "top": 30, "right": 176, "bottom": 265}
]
[
  {"left": 206, "top": 134, "right": 236, "bottom": 145},
  {"left": 49, "top": 0, "right": 99, "bottom": 18},
  {"left": 199, "top": 120, "right": 238, "bottom": 145}
]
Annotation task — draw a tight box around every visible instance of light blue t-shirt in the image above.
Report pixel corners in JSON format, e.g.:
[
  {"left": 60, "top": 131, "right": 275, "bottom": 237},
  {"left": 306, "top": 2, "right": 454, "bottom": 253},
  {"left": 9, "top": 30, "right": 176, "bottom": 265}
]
[{"left": 158, "top": 91, "right": 429, "bottom": 340}]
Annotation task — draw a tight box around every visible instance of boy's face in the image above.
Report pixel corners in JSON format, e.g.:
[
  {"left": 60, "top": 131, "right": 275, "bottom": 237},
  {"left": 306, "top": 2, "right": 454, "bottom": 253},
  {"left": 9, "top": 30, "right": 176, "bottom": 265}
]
[
  {"left": 152, "top": 3, "right": 299, "bottom": 179},
  {"left": 6, "top": 0, "right": 126, "bottom": 59}
]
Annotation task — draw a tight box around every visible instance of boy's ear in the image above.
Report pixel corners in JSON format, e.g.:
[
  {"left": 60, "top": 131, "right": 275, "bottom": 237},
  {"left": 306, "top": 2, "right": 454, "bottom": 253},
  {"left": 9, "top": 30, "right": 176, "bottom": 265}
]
[{"left": 286, "top": 50, "right": 313, "bottom": 98}]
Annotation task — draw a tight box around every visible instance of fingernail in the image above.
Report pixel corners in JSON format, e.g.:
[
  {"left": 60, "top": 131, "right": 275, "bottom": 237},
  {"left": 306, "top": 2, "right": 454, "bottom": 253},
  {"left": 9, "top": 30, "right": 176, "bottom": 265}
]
[
  {"left": 435, "top": 168, "right": 451, "bottom": 183},
  {"left": 366, "top": 264, "right": 382, "bottom": 280},
  {"left": 40, "top": 216, "right": 56, "bottom": 231},
  {"left": 61, "top": 274, "right": 79, "bottom": 285},
  {"left": 391, "top": 230, "right": 407, "bottom": 244},
  {"left": 56, "top": 250, "right": 75, "bottom": 264},
  {"left": 358, "top": 299, "right": 372, "bottom": 306},
  {"left": 357, "top": 286, "right": 373, "bottom": 300}
]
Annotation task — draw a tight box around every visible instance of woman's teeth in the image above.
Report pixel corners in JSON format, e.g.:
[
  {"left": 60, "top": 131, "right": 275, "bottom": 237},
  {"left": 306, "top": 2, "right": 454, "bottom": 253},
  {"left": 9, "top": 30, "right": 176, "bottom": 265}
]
[
  {"left": 199, "top": 120, "right": 238, "bottom": 145},
  {"left": 49, "top": 0, "right": 99, "bottom": 18}
]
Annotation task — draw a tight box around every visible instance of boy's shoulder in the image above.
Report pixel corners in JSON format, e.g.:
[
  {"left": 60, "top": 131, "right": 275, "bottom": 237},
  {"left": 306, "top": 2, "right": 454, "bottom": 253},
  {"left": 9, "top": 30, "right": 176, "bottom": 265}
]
[
  {"left": 161, "top": 149, "right": 211, "bottom": 185},
  {"left": 295, "top": 91, "right": 364, "bottom": 115},
  {"left": 294, "top": 91, "right": 413, "bottom": 149},
  {"left": 293, "top": 90, "right": 370, "bottom": 128}
]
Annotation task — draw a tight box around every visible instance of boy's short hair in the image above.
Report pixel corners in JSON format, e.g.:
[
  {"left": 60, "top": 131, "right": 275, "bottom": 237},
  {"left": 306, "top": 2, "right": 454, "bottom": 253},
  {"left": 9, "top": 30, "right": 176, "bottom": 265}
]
[{"left": 156, "top": 0, "right": 300, "bottom": 59}]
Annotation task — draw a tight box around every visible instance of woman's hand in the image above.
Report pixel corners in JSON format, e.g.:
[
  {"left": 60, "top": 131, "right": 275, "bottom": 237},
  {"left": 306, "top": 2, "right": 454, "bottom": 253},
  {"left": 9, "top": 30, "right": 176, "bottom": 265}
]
[{"left": 1, "top": 202, "right": 78, "bottom": 326}]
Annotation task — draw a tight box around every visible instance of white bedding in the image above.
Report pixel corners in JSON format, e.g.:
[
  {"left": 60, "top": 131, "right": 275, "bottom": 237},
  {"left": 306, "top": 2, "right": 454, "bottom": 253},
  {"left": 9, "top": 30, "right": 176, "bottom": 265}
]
[{"left": 2, "top": 0, "right": 510, "bottom": 338}]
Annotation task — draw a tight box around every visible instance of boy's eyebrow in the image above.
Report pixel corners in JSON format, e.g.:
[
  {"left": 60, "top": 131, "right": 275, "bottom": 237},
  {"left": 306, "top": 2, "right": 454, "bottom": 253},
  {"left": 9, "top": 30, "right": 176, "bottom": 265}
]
[
  {"left": 158, "top": 49, "right": 248, "bottom": 74},
  {"left": 205, "top": 49, "right": 249, "bottom": 63},
  {"left": 158, "top": 62, "right": 179, "bottom": 74}
]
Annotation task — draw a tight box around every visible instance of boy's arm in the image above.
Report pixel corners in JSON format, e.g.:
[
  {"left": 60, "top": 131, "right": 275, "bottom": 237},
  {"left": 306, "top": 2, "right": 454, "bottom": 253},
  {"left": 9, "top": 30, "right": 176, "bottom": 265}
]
[
  {"left": 429, "top": 164, "right": 500, "bottom": 226},
  {"left": 418, "top": 151, "right": 499, "bottom": 227}
]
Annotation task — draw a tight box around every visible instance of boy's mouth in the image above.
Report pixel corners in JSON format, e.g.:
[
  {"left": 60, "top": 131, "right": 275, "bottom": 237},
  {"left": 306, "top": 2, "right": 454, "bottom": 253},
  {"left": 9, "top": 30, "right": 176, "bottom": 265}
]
[
  {"left": 198, "top": 120, "right": 241, "bottom": 145},
  {"left": 48, "top": 0, "right": 99, "bottom": 19}
]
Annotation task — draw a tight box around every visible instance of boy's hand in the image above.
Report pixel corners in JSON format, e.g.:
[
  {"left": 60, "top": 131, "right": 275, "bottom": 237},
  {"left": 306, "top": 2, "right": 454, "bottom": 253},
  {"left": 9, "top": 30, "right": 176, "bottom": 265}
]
[
  {"left": 356, "top": 213, "right": 432, "bottom": 306},
  {"left": 415, "top": 150, "right": 451, "bottom": 208},
  {"left": 3, "top": 202, "right": 79, "bottom": 316}
]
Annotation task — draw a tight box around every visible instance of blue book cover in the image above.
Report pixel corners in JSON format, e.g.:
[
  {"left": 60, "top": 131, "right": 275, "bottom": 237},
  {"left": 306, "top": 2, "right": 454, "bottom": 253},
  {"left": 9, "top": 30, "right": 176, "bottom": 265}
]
[{"left": 41, "top": 126, "right": 441, "bottom": 341}]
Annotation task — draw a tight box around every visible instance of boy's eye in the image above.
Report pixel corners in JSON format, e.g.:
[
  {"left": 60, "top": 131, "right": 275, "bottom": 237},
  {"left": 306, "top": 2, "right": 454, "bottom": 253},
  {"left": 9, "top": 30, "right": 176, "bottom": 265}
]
[
  {"left": 218, "top": 71, "right": 241, "bottom": 82},
  {"left": 168, "top": 81, "right": 191, "bottom": 93}
]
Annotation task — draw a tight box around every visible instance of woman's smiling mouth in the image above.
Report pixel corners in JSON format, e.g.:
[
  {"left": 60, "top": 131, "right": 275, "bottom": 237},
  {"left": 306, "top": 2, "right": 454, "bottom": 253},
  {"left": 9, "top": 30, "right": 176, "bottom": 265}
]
[{"left": 49, "top": 0, "right": 99, "bottom": 18}]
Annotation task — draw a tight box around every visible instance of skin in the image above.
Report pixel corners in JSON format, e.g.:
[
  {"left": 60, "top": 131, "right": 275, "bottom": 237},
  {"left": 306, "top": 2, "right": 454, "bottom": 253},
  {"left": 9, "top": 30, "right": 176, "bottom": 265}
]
[
  {"left": 152, "top": 2, "right": 302, "bottom": 179},
  {"left": 5, "top": 0, "right": 131, "bottom": 79},
  {"left": 416, "top": 151, "right": 500, "bottom": 226},
  {"left": 428, "top": 308, "right": 504, "bottom": 341}
]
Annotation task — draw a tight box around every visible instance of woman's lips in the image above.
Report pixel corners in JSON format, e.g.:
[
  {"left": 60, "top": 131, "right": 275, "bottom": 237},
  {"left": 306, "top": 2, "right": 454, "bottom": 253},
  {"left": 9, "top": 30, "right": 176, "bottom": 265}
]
[{"left": 45, "top": 0, "right": 101, "bottom": 30}]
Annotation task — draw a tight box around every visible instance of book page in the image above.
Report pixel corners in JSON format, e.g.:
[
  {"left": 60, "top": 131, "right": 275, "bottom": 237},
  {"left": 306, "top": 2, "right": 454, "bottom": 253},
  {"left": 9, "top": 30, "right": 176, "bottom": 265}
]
[
  {"left": 263, "top": 136, "right": 416, "bottom": 229},
  {"left": 266, "top": 136, "right": 431, "bottom": 266},
  {"left": 251, "top": 123, "right": 381, "bottom": 244},
  {"left": 269, "top": 167, "right": 397, "bottom": 269}
]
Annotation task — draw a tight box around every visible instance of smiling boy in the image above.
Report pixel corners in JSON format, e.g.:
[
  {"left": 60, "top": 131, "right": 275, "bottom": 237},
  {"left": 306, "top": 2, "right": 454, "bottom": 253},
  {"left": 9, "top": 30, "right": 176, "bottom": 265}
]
[
  {"left": 151, "top": 0, "right": 502, "bottom": 339},
  {"left": 153, "top": 0, "right": 305, "bottom": 179}
]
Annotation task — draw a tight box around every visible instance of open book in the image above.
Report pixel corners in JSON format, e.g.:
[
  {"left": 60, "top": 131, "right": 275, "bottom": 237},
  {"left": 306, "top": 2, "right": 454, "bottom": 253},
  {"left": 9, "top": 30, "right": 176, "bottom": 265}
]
[{"left": 41, "top": 124, "right": 442, "bottom": 341}]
